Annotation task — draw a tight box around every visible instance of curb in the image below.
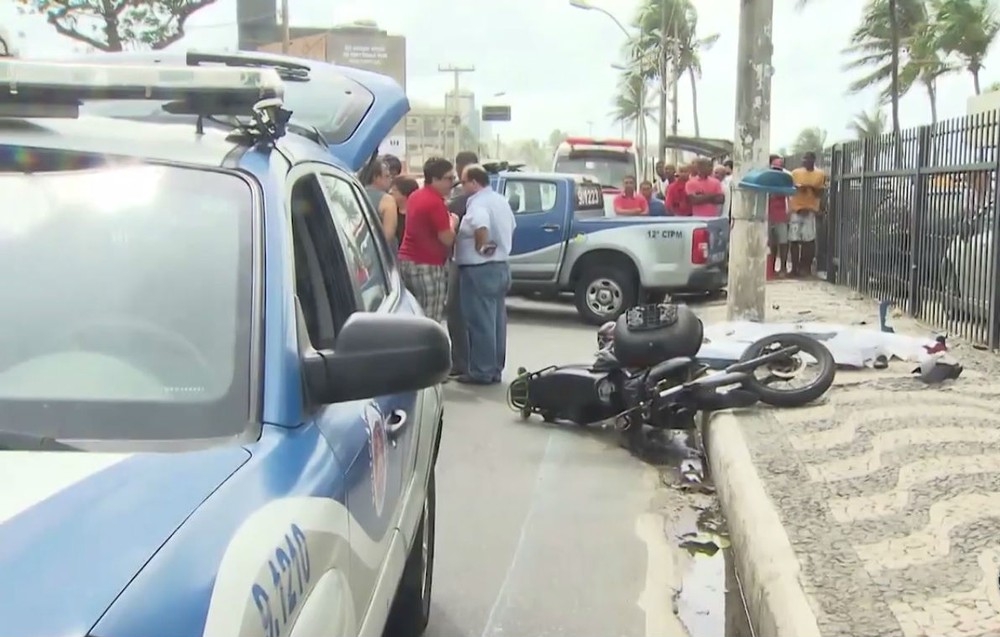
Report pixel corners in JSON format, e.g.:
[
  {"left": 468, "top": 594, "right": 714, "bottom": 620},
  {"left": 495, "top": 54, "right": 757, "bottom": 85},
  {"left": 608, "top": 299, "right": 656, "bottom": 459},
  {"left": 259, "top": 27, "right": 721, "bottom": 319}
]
[{"left": 704, "top": 411, "right": 823, "bottom": 637}]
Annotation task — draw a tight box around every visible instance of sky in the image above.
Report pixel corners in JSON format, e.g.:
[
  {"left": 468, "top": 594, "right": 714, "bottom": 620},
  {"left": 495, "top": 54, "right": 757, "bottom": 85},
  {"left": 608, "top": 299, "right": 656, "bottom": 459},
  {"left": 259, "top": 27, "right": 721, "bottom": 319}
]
[{"left": 3, "top": 0, "right": 998, "bottom": 149}]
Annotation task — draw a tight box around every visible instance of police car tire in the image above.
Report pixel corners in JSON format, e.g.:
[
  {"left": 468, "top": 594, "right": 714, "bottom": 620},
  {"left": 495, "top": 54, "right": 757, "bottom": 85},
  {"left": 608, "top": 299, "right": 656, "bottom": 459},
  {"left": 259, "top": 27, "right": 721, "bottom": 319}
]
[
  {"left": 574, "top": 265, "right": 637, "bottom": 325},
  {"left": 386, "top": 471, "right": 436, "bottom": 637}
]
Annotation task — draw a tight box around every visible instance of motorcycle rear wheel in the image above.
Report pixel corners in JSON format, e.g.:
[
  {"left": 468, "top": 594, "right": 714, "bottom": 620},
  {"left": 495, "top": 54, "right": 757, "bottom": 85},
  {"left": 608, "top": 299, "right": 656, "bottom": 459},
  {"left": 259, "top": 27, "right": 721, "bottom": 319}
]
[{"left": 738, "top": 333, "right": 835, "bottom": 407}]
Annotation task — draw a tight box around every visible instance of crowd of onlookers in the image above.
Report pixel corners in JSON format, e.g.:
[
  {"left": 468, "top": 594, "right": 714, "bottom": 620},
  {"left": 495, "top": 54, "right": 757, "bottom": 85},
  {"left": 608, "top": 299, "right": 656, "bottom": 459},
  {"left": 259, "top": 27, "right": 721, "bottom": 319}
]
[
  {"left": 610, "top": 153, "right": 827, "bottom": 278},
  {"left": 611, "top": 158, "right": 735, "bottom": 218},
  {"left": 360, "top": 151, "right": 516, "bottom": 387}
]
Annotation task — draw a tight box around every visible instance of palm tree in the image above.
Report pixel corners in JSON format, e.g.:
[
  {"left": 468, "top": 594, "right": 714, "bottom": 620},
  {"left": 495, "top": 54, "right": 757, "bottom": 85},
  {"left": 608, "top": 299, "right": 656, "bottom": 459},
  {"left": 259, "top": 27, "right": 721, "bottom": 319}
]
[
  {"left": 897, "top": 18, "right": 954, "bottom": 124},
  {"left": 849, "top": 107, "right": 889, "bottom": 138},
  {"left": 843, "top": 0, "right": 931, "bottom": 111},
  {"left": 675, "top": 10, "right": 720, "bottom": 138},
  {"left": 610, "top": 70, "right": 657, "bottom": 150},
  {"left": 630, "top": 0, "right": 693, "bottom": 163},
  {"left": 791, "top": 127, "right": 829, "bottom": 156},
  {"left": 986, "top": 80, "right": 1000, "bottom": 91},
  {"left": 933, "top": 0, "right": 1000, "bottom": 94},
  {"left": 798, "top": 0, "right": 906, "bottom": 149}
]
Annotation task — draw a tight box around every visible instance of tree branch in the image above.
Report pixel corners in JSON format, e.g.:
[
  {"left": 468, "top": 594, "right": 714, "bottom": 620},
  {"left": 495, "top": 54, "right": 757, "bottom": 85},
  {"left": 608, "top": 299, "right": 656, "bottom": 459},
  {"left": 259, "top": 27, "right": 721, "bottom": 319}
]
[
  {"left": 151, "top": 0, "right": 216, "bottom": 50},
  {"left": 46, "top": 6, "right": 113, "bottom": 51}
]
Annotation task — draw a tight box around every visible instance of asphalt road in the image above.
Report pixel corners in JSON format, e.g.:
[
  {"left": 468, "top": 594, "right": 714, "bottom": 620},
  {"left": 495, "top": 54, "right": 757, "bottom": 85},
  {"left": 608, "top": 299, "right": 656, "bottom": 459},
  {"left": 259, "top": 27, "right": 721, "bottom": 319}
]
[{"left": 424, "top": 298, "right": 720, "bottom": 637}]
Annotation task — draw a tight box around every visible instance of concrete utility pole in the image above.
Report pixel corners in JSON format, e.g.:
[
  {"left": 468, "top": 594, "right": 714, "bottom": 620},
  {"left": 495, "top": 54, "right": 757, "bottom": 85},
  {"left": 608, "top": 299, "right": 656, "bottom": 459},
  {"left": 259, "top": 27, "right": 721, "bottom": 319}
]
[
  {"left": 726, "top": 0, "right": 774, "bottom": 322},
  {"left": 437, "top": 64, "right": 475, "bottom": 161},
  {"left": 280, "top": 0, "right": 290, "bottom": 53}
]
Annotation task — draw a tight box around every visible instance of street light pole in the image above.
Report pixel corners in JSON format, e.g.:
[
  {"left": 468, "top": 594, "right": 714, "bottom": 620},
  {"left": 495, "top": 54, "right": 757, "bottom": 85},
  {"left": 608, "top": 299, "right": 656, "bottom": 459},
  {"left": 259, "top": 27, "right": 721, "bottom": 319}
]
[
  {"left": 280, "top": 0, "right": 290, "bottom": 53},
  {"left": 726, "top": 0, "right": 774, "bottom": 322},
  {"left": 572, "top": 0, "right": 648, "bottom": 174},
  {"left": 438, "top": 64, "right": 475, "bottom": 160}
]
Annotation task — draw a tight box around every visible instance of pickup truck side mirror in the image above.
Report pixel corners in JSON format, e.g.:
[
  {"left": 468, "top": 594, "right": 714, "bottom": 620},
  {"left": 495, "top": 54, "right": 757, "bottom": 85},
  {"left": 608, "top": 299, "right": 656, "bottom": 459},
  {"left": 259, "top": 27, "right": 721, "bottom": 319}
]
[{"left": 302, "top": 313, "right": 451, "bottom": 405}]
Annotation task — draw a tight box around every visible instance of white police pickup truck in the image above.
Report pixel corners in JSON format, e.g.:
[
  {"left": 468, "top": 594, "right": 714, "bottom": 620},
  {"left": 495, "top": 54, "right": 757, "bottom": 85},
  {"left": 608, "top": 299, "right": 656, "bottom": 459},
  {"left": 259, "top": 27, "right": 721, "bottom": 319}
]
[{"left": 496, "top": 170, "right": 729, "bottom": 324}]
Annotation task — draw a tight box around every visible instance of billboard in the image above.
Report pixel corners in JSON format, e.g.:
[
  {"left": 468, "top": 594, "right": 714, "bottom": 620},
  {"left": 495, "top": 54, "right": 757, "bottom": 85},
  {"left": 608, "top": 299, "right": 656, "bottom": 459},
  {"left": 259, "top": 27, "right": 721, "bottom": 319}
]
[
  {"left": 257, "top": 26, "right": 408, "bottom": 157},
  {"left": 325, "top": 29, "right": 407, "bottom": 149},
  {"left": 236, "top": 0, "right": 277, "bottom": 51}
]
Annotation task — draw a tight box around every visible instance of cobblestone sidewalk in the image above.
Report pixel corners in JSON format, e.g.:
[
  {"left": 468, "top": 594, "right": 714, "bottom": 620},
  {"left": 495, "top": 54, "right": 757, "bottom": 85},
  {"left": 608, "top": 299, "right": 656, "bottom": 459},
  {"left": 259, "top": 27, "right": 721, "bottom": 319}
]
[{"left": 699, "top": 280, "right": 1000, "bottom": 637}]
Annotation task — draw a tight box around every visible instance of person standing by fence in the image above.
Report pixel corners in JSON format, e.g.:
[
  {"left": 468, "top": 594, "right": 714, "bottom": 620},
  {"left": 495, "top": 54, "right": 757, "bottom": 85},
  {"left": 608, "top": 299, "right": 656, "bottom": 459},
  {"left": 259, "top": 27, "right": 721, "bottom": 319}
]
[
  {"left": 788, "top": 151, "right": 826, "bottom": 277},
  {"left": 768, "top": 155, "right": 791, "bottom": 276}
]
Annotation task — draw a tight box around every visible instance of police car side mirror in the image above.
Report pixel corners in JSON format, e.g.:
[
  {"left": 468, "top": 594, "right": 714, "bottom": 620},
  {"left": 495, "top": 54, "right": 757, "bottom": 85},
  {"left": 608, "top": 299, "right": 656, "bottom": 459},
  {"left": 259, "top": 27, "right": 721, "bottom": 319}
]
[{"left": 302, "top": 313, "right": 451, "bottom": 405}]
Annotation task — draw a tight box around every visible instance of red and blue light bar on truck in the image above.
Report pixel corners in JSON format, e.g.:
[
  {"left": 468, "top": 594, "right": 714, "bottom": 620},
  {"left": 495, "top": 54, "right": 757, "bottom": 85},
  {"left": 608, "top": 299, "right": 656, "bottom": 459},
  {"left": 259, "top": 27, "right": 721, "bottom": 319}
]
[{"left": 564, "top": 136, "right": 633, "bottom": 149}]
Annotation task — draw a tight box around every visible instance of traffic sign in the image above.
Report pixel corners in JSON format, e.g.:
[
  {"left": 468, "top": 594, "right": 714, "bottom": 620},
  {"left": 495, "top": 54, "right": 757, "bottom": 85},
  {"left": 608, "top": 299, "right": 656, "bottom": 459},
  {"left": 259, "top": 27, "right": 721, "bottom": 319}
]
[{"left": 482, "top": 105, "right": 511, "bottom": 122}]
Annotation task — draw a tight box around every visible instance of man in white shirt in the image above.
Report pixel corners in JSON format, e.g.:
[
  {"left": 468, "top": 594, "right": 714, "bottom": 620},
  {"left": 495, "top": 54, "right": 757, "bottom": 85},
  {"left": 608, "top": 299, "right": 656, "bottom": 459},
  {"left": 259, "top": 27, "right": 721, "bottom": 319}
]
[
  {"left": 714, "top": 163, "right": 733, "bottom": 218},
  {"left": 453, "top": 164, "right": 517, "bottom": 385}
]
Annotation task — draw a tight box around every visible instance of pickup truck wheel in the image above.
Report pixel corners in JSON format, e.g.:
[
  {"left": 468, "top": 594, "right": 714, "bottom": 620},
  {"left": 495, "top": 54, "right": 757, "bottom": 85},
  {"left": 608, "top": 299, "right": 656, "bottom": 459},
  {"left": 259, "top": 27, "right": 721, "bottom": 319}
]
[
  {"left": 386, "top": 471, "right": 436, "bottom": 637},
  {"left": 574, "top": 266, "right": 636, "bottom": 325}
]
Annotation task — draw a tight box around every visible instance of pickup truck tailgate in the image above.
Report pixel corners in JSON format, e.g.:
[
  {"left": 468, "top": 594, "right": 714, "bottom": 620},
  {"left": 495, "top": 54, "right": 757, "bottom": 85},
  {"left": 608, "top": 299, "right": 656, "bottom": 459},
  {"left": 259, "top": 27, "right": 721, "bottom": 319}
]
[{"left": 704, "top": 216, "right": 730, "bottom": 263}]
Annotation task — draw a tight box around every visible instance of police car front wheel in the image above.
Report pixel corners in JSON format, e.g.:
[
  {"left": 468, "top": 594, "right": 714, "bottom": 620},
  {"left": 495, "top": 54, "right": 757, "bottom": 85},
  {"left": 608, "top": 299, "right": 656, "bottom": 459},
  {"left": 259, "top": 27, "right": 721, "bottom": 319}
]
[{"left": 386, "top": 471, "right": 436, "bottom": 636}]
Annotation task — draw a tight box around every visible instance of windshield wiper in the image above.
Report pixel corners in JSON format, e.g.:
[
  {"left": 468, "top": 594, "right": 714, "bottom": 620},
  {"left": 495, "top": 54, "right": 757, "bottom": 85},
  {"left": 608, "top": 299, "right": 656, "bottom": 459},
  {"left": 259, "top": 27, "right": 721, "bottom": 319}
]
[{"left": 0, "top": 430, "right": 79, "bottom": 451}]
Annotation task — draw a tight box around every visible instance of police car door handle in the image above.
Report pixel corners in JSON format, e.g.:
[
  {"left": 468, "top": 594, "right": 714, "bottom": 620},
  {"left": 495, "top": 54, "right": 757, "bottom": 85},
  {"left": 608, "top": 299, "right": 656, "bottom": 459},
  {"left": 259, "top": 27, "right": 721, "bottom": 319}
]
[
  {"left": 386, "top": 409, "right": 408, "bottom": 439},
  {"left": 542, "top": 223, "right": 560, "bottom": 232}
]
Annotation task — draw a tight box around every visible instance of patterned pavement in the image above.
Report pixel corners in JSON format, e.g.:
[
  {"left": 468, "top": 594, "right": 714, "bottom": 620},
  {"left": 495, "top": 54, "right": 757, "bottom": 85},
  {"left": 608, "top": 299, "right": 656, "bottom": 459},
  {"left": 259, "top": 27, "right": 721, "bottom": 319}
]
[{"left": 697, "top": 281, "right": 1000, "bottom": 637}]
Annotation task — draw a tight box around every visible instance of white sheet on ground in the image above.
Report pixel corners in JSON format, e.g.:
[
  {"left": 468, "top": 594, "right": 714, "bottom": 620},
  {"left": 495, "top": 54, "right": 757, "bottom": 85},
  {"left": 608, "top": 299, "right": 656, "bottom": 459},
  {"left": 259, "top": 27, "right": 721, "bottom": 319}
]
[{"left": 698, "top": 321, "right": 939, "bottom": 368}]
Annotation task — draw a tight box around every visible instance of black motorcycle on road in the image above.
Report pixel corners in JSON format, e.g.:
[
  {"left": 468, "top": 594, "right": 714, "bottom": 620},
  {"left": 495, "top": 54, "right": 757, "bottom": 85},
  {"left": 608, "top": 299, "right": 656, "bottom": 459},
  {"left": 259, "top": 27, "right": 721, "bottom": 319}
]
[{"left": 507, "top": 302, "right": 836, "bottom": 453}]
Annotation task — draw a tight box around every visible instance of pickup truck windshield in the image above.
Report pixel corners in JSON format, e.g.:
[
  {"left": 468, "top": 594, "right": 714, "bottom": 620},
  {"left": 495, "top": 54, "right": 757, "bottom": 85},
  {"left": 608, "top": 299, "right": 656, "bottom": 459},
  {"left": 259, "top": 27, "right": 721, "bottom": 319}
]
[
  {"left": 0, "top": 154, "right": 253, "bottom": 442},
  {"left": 554, "top": 155, "right": 634, "bottom": 189}
]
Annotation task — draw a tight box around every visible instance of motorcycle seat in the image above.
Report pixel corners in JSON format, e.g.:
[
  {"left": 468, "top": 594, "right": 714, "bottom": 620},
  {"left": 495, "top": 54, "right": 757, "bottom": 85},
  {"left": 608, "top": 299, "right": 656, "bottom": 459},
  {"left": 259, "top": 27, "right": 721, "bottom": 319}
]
[{"left": 647, "top": 356, "right": 694, "bottom": 382}]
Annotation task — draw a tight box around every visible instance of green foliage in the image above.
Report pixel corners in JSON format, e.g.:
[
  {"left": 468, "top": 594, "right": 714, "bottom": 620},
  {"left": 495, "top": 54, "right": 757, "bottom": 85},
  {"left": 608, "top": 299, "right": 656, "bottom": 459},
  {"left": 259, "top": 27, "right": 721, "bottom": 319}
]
[
  {"left": 15, "top": 0, "right": 218, "bottom": 51},
  {"left": 849, "top": 107, "right": 889, "bottom": 138},
  {"left": 932, "top": 0, "right": 1000, "bottom": 92},
  {"left": 610, "top": 70, "right": 656, "bottom": 129},
  {"left": 791, "top": 127, "right": 829, "bottom": 155},
  {"left": 842, "top": 0, "right": 929, "bottom": 99}
]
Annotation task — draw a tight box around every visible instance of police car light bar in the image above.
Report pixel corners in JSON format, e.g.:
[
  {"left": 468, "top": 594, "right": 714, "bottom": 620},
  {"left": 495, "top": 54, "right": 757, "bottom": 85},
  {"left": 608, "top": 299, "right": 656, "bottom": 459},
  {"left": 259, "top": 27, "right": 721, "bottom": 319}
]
[
  {"left": 564, "top": 136, "right": 633, "bottom": 148},
  {"left": 0, "top": 58, "right": 284, "bottom": 117}
]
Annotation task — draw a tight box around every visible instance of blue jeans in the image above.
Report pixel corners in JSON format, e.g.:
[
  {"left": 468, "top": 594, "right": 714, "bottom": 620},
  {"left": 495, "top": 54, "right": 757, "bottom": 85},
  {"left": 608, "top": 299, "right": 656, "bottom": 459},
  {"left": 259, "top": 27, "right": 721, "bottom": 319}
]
[{"left": 458, "top": 262, "right": 510, "bottom": 382}]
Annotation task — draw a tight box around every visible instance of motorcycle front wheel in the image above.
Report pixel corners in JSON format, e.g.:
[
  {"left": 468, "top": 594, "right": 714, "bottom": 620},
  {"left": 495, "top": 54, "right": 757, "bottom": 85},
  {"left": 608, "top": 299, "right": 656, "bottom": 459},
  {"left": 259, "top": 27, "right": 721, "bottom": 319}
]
[{"left": 738, "top": 333, "right": 836, "bottom": 407}]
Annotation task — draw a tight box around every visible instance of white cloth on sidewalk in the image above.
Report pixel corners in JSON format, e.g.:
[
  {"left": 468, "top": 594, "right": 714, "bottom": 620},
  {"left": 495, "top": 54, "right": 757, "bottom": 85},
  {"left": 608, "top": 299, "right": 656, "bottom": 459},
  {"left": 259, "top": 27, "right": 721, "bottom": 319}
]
[{"left": 697, "top": 320, "right": 941, "bottom": 369}]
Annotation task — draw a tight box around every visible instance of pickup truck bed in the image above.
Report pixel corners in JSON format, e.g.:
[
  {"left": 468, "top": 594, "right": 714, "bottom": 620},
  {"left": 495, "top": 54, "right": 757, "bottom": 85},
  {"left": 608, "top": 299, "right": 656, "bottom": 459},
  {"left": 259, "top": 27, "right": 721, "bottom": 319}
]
[{"left": 496, "top": 172, "right": 729, "bottom": 324}]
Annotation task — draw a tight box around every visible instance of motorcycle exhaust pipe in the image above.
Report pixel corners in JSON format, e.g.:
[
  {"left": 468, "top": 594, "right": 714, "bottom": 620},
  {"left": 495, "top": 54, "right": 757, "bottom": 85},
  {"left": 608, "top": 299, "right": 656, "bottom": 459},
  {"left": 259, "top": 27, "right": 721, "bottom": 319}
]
[{"left": 658, "top": 371, "right": 747, "bottom": 398}]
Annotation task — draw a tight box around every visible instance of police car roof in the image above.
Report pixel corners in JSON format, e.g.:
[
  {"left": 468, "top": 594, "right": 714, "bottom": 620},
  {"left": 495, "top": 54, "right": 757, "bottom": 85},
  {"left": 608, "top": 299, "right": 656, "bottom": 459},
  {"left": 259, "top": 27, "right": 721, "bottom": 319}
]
[{"left": 0, "top": 115, "right": 255, "bottom": 167}]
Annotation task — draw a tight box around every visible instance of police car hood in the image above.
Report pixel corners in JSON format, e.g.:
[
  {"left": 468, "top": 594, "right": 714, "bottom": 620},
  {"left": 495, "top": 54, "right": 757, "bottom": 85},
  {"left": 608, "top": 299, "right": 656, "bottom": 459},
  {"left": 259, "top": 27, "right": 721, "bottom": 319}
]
[{"left": 0, "top": 446, "right": 250, "bottom": 637}]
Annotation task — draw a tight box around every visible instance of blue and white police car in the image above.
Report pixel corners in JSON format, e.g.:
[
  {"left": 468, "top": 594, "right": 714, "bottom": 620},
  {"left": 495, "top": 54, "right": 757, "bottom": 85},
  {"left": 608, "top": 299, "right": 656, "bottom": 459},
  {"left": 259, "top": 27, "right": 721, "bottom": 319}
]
[{"left": 0, "top": 57, "right": 449, "bottom": 637}]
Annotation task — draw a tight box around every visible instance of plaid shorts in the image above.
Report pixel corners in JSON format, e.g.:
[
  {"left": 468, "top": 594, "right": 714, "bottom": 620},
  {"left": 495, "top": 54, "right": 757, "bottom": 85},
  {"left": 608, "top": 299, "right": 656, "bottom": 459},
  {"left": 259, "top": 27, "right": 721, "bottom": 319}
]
[{"left": 398, "top": 260, "right": 449, "bottom": 322}]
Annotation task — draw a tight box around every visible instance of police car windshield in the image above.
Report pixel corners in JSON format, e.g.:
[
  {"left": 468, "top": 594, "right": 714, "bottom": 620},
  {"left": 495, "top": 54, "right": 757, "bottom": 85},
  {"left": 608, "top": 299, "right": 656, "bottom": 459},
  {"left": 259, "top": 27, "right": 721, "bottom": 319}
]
[
  {"left": 0, "top": 152, "right": 254, "bottom": 442},
  {"left": 554, "top": 156, "right": 633, "bottom": 189}
]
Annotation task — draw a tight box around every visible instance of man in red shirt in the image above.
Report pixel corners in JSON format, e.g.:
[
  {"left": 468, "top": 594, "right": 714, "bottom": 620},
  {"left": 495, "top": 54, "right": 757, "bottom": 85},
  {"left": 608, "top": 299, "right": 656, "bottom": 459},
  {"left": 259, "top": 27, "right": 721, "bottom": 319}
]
[
  {"left": 397, "top": 157, "right": 459, "bottom": 322},
  {"left": 767, "top": 154, "right": 790, "bottom": 276},
  {"left": 612, "top": 175, "right": 648, "bottom": 216},
  {"left": 664, "top": 163, "right": 692, "bottom": 216},
  {"left": 685, "top": 158, "right": 725, "bottom": 217}
]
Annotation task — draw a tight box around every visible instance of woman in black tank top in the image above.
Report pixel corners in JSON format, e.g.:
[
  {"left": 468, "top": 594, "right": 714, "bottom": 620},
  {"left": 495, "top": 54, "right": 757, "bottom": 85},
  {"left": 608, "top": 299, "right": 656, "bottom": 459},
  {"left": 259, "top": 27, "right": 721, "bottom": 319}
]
[{"left": 389, "top": 176, "right": 419, "bottom": 248}]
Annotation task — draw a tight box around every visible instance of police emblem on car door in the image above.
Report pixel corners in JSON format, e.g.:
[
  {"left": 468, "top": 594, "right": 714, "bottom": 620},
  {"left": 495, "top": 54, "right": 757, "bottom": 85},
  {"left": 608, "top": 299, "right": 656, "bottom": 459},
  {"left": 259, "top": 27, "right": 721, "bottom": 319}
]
[{"left": 362, "top": 401, "right": 388, "bottom": 517}]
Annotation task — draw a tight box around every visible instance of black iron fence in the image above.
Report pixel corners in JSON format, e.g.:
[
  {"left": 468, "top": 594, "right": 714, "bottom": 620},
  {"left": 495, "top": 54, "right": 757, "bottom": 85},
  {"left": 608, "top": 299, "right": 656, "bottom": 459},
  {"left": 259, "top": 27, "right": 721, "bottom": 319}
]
[{"left": 823, "top": 110, "right": 1000, "bottom": 347}]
